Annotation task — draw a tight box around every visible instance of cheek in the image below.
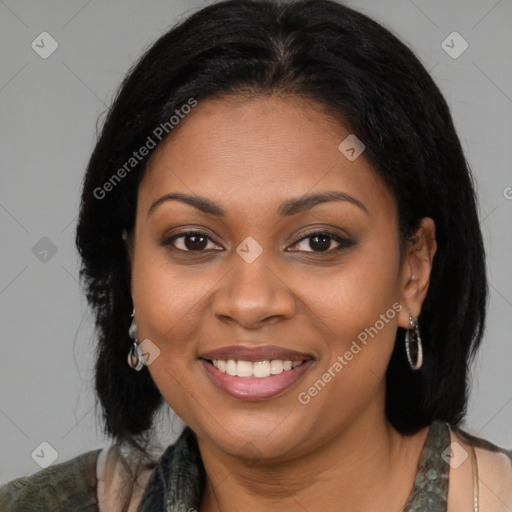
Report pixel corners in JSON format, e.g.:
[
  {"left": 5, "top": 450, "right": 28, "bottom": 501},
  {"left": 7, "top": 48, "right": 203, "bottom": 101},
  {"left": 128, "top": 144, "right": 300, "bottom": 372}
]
[
  {"left": 131, "top": 236, "right": 207, "bottom": 358},
  {"left": 294, "top": 235, "right": 401, "bottom": 402},
  {"left": 300, "top": 237, "right": 401, "bottom": 338},
  {"left": 130, "top": 241, "right": 211, "bottom": 422}
]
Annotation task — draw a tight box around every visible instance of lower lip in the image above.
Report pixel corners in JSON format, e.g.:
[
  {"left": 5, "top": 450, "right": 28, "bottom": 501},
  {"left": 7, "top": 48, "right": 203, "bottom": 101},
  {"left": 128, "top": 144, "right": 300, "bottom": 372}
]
[{"left": 201, "top": 359, "right": 314, "bottom": 400}]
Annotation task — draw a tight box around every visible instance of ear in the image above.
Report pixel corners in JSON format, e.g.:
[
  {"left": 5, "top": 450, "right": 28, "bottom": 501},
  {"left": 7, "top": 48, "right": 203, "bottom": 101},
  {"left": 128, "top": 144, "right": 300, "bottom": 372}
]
[{"left": 397, "top": 217, "right": 437, "bottom": 329}]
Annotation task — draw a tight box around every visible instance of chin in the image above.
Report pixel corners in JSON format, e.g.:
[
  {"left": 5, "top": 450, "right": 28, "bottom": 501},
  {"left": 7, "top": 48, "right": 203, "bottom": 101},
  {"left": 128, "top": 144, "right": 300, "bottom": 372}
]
[{"left": 192, "top": 406, "right": 317, "bottom": 462}]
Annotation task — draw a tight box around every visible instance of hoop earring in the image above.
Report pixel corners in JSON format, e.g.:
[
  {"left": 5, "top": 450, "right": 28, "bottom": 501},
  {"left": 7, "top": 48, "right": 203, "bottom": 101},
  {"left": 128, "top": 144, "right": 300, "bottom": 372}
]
[
  {"left": 405, "top": 314, "right": 423, "bottom": 370},
  {"left": 127, "top": 307, "right": 144, "bottom": 371}
]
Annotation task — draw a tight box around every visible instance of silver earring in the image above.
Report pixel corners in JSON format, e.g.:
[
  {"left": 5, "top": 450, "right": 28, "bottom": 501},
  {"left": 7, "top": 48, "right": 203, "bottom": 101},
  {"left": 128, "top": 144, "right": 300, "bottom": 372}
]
[
  {"left": 127, "top": 307, "right": 144, "bottom": 371},
  {"left": 405, "top": 314, "right": 423, "bottom": 371}
]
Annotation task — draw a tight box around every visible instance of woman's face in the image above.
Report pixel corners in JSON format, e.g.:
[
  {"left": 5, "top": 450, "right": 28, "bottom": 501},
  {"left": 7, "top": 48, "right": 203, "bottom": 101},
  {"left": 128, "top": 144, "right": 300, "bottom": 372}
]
[{"left": 130, "top": 94, "right": 432, "bottom": 462}]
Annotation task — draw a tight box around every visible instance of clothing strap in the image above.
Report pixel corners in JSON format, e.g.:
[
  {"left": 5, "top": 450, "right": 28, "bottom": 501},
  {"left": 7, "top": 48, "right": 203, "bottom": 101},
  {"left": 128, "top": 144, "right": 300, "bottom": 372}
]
[
  {"left": 403, "top": 420, "right": 451, "bottom": 511},
  {"left": 471, "top": 444, "right": 479, "bottom": 512}
]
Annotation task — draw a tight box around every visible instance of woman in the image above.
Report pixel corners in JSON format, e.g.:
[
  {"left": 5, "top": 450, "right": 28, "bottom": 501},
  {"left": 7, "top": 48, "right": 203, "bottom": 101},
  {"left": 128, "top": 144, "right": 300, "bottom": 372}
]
[{"left": 1, "top": 0, "right": 511, "bottom": 510}]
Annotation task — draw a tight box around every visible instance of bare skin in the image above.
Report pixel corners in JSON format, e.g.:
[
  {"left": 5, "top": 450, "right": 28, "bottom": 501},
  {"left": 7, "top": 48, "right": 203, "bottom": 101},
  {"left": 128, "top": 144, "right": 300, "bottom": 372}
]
[{"left": 126, "top": 94, "right": 437, "bottom": 511}]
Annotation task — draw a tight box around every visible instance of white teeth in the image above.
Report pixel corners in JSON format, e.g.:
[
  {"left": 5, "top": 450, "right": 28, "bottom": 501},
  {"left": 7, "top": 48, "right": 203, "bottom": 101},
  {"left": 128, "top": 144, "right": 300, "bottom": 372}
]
[
  {"left": 270, "top": 360, "right": 283, "bottom": 374},
  {"left": 253, "top": 360, "right": 271, "bottom": 378},
  {"left": 236, "top": 360, "right": 253, "bottom": 377},
  {"left": 226, "top": 359, "right": 237, "bottom": 376},
  {"left": 210, "top": 359, "right": 304, "bottom": 378}
]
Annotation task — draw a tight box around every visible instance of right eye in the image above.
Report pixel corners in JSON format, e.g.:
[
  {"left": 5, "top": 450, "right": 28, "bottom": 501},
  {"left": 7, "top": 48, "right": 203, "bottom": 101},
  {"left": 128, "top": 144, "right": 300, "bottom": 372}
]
[{"left": 162, "top": 230, "right": 224, "bottom": 252}]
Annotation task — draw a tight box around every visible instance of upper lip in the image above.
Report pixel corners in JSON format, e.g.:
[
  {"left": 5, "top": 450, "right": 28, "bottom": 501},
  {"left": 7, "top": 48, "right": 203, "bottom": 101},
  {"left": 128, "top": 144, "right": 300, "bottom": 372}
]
[{"left": 199, "top": 345, "right": 314, "bottom": 362}]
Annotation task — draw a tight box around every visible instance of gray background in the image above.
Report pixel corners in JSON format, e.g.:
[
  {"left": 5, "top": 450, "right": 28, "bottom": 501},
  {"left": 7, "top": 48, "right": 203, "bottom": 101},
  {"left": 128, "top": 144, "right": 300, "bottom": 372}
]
[{"left": 1, "top": 0, "right": 511, "bottom": 484}]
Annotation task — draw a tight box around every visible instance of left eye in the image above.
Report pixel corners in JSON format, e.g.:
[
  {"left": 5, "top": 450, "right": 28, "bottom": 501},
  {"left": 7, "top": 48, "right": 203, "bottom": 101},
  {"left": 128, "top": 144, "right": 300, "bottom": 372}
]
[{"left": 288, "top": 232, "right": 353, "bottom": 253}]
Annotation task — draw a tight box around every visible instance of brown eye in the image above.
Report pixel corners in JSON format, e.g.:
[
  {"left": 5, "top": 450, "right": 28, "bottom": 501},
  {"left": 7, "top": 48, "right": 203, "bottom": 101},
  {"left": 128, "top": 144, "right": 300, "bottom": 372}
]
[
  {"left": 162, "top": 231, "right": 222, "bottom": 252},
  {"left": 308, "top": 234, "right": 332, "bottom": 252},
  {"left": 288, "top": 231, "right": 354, "bottom": 253},
  {"left": 182, "top": 233, "right": 208, "bottom": 250}
]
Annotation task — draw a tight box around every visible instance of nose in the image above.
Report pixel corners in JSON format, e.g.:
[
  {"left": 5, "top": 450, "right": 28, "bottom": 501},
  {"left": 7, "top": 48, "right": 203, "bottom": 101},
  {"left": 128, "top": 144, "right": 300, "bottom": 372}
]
[{"left": 212, "top": 252, "right": 296, "bottom": 329}]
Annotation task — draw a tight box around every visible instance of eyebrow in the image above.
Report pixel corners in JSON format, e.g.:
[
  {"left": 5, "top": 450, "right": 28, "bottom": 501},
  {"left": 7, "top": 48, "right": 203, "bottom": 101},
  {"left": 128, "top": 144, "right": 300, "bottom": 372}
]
[{"left": 147, "top": 190, "right": 369, "bottom": 218}]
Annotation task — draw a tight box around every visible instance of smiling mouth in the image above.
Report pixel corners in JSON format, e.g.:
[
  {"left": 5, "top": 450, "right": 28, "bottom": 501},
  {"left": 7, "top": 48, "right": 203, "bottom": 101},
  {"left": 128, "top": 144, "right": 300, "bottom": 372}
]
[
  {"left": 200, "top": 356, "right": 314, "bottom": 400},
  {"left": 198, "top": 344, "right": 315, "bottom": 399},
  {"left": 202, "top": 358, "right": 307, "bottom": 378}
]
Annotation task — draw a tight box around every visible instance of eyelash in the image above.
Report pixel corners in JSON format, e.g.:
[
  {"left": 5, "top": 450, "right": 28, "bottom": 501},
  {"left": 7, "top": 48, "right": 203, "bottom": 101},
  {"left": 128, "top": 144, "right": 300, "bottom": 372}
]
[{"left": 161, "top": 229, "right": 355, "bottom": 254}]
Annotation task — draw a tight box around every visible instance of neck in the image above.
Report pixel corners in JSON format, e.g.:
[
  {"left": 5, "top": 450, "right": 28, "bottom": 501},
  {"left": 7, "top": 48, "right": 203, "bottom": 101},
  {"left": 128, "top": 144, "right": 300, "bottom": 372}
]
[{"left": 196, "top": 407, "right": 429, "bottom": 512}]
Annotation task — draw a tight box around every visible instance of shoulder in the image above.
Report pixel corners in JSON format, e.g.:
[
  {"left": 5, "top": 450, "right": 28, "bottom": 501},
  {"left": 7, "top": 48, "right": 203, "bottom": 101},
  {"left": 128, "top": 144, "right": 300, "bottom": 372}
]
[
  {"left": 453, "top": 425, "right": 512, "bottom": 471},
  {"left": 472, "top": 441, "right": 512, "bottom": 511},
  {"left": 450, "top": 426, "right": 512, "bottom": 512},
  {"left": 97, "top": 442, "right": 157, "bottom": 512},
  {"left": 0, "top": 448, "right": 101, "bottom": 512}
]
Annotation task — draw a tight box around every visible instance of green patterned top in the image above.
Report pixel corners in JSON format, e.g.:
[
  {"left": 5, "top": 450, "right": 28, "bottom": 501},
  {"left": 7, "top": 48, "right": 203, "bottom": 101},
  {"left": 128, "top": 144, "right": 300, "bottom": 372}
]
[
  {"left": 1, "top": 420, "right": 511, "bottom": 511},
  {"left": 403, "top": 420, "right": 450, "bottom": 511}
]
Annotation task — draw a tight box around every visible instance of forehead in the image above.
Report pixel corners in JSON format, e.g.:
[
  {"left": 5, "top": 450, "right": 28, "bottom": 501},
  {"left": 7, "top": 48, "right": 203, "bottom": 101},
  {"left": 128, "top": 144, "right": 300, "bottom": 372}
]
[{"left": 138, "top": 94, "right": 395, "bottom": 222}]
